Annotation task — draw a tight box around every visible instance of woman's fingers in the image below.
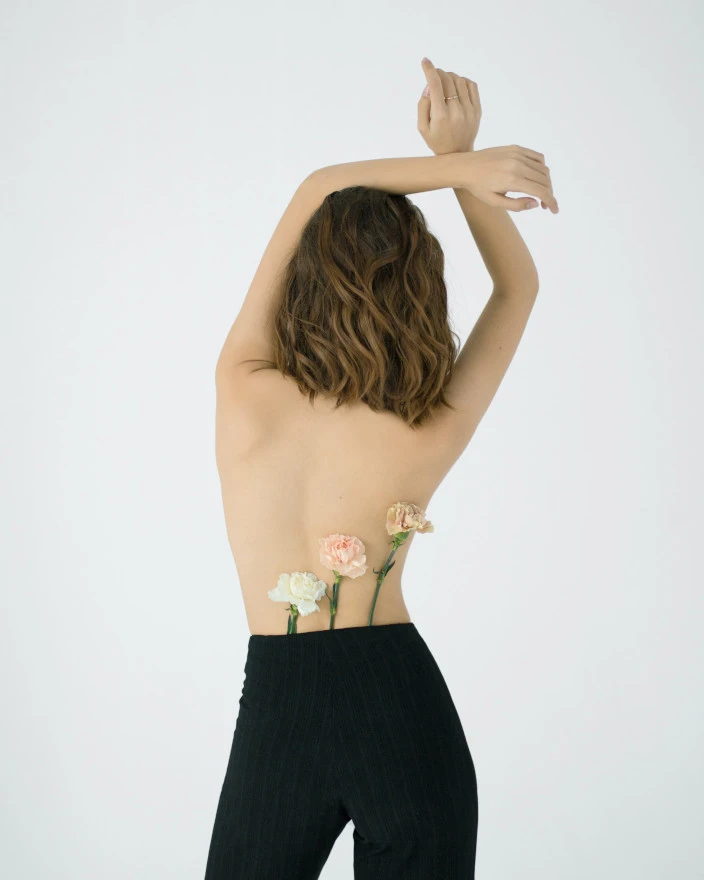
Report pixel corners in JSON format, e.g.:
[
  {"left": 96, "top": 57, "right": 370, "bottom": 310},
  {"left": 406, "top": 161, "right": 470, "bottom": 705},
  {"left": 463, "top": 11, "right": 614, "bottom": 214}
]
[
  {"left": 506, "top": 158, "right": 557, "bottom": 210},
  {"left": 462, "top": 78, "right": 481, "bottom": 115},
  {"left": 455, "top": 76, "right": 472, "bottom": 107},
  {"left": 520, "top": 177, "right": 557, "bottom": 210},
  {"left": 420, "top": 58, "right": 447, "bottom": 113},
  {"left": 491, "top": 193, "right": 540, "bottom": 211},
  {"left": 514, "top": 145, "right": 545, "bottom": 164},
  {"left": 521, "top": 179, "right": 558, "bottom": 211},
  {"left": 434, "top": 66, "right": 465, "bottom": 115},
  {"left": 513, "top": 148, "right": 558, "bottom": 212},
  {"left": 520, "top": 161, "right": 550, "bottom": 187},
  {"left": 445, "top": 70, "right": 468, "bottom": 109},
  {"left": 434, "top": 67, "right": 454, "bottom": 105}
]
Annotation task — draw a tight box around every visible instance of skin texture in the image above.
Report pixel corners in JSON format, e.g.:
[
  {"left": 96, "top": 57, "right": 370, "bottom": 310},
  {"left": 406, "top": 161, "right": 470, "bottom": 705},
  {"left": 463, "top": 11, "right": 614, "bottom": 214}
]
[{"left": 215, "top": 61, "right": 558, "bottom": 635}]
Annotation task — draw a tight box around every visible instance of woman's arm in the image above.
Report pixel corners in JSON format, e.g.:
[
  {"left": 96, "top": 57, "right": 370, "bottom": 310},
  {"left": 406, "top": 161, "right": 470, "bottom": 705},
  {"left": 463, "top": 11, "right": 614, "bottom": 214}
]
[
  {"left": 215, "top": 142, "right": 550, "bottom": 379},
  {"left": 450, "top": 184, "right": 540, "bottom": 293},
  {"left": 310, "top": 148, "right": 546, "bottom": 292},
  {"left": 308, "top": 152, "right": 463, "bottom": 197},
  {"left": 411, "top": 59, "right": 557, "bottom": 456}
]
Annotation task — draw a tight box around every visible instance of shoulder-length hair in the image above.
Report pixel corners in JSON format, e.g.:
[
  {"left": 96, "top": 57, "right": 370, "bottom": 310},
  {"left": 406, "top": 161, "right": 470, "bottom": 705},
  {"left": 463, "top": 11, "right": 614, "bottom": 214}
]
[{"left": 242, "top": 184, "right": 461, "bottom": 430}]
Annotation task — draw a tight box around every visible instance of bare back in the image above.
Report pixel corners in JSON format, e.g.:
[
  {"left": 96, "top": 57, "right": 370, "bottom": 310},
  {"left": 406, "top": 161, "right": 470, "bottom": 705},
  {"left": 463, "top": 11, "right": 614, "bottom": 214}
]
[{"left": 215, "top": 366, "right": 461, "bottom": 635}]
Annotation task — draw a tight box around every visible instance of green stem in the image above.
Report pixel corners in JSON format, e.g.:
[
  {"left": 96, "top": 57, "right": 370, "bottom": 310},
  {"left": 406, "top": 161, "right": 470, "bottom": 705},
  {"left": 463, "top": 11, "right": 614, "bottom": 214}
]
[
  {"left": 329, "top": 575, "right": 341, "bottom": 629},
  {"left": 367, "top": 537, "right": 404, "bottom": 626}
]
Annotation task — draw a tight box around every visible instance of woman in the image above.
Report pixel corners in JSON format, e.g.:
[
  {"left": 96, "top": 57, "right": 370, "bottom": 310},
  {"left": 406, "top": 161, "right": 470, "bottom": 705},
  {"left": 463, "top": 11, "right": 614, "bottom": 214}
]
[{"left": 204, "top": 57, "right": 558, "bottom": 879}]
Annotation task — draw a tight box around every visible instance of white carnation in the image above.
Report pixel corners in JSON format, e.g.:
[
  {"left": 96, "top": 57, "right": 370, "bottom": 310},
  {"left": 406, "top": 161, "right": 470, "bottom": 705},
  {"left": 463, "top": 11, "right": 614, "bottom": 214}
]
[{"left": 268, "top": 571, "right": 328, "bottom": 616}]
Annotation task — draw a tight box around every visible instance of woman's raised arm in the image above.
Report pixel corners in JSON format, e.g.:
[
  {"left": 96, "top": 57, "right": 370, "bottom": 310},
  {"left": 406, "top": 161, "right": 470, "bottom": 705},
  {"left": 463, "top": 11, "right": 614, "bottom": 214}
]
[
  {"left": 308, "top": 152, "right": 463, "bottom": 198},
  {"left": 310, "top": 147, "right": 556, "bottom": 213}
]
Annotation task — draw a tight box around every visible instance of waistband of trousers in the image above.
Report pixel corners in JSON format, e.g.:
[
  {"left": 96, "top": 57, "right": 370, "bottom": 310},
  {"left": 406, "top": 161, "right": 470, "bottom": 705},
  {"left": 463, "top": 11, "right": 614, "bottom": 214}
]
[{"left": 247, "top": 621, "right": 420, "bottom": 660}]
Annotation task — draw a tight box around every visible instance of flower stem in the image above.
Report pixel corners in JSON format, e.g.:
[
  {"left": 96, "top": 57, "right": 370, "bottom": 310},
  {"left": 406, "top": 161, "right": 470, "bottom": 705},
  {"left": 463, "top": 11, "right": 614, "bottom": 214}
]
[
  {"left": 368, "top": 536, "right": 405, "bottom": 626},
  {"left": 329, "top": 575, "right": 341, "bottom": 629}
]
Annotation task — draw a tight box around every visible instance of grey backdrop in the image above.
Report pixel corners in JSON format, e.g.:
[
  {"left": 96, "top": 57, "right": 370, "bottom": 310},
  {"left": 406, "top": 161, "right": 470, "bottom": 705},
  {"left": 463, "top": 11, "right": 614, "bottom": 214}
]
[{"left": 2, "top": 1, "right": 702, "bottom": 878}]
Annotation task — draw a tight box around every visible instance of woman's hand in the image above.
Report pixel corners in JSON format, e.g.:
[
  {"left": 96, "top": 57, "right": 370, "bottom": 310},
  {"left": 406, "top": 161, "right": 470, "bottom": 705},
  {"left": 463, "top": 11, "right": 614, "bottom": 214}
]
[
  {"left": 418, "top": 57, "right": 558, "bottom": 213},
  {"left": 417, "top": 57, "right": 481, "bottom": 155},
  {"left": 455, "top": 146, "right": 559, "bottom": 213}
]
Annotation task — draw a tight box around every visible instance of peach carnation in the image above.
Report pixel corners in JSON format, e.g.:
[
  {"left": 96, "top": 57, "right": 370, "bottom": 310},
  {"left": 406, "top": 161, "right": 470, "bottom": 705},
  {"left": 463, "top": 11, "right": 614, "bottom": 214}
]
[{"left": 318, "top": 534, "right": 368, "bottom": 579}]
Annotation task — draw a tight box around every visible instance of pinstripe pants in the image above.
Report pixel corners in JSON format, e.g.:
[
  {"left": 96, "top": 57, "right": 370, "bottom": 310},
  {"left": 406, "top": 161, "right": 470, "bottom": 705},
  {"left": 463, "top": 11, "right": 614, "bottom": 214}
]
[{"left": 203, "top": 622, "right": 478, "bottom": 879}]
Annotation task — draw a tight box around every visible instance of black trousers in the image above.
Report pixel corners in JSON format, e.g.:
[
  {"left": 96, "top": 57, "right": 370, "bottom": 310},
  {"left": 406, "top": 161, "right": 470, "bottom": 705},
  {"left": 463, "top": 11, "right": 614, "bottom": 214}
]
[{"left": 203, "top": 622, "right": 478, "bottom": 879}]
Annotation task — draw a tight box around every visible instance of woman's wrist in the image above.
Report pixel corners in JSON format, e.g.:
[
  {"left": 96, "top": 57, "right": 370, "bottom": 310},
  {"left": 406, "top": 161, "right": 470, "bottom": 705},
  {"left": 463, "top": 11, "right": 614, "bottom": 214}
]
[
  {"left": 308, "top": 151, "right": 467, "bottom": 198},
  {"left": 433, "top": 146, "right": 476, "bottom": 180}
]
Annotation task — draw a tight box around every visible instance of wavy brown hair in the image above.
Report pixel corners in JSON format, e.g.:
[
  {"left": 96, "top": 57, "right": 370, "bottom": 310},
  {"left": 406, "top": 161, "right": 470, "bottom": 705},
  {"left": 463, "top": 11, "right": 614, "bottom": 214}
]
[{"left": 241, "top": 184, "right": 461, "bottom": 429}]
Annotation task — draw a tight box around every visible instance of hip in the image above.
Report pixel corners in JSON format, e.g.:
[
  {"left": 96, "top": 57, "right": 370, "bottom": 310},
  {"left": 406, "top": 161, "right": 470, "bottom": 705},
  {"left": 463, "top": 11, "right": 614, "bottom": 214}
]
[{"left": 239, "top": 622, "right": 471, "bottom": 750}]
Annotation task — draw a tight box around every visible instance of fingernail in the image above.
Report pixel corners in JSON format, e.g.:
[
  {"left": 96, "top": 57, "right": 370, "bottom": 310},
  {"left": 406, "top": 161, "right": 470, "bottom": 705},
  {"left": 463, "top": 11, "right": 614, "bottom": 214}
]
[
  {"left": 422, "top": 84, "right": 430, "bottom": 96},
  {"left": 422, "top": 57, "right": 431, "bottom": 64},
  {"left": 526, "top": 201, "right": 537, "bottom": 209}
]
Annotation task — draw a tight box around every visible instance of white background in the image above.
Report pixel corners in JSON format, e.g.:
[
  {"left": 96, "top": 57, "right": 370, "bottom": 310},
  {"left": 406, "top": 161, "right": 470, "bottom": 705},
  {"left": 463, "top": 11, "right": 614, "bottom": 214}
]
[{"left": 2, "top": 1, "right": 702, "bottom": 877}]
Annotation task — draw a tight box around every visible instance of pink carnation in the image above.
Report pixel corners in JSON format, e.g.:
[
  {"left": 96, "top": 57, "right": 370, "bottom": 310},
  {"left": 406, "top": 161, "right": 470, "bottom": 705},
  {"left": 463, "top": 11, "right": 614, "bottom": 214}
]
[
  {"left": 318, "top": 534, "right": 368, "bottom": 578},
  {"left": 385, "top": 501, "right": 434, "bottom": 536}
]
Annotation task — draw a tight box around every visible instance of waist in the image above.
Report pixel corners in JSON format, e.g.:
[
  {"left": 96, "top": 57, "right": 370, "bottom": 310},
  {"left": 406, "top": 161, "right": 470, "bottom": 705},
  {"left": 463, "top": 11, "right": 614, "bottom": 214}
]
[
  {"left": 246, "top": 620, "right": 425, "bottom": 666},
  {"left": 250, "top": 619, "right": 415, "bottom": 643},
  {"left": 239, "top": 621, "right": 441, "bottom": 724}
]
